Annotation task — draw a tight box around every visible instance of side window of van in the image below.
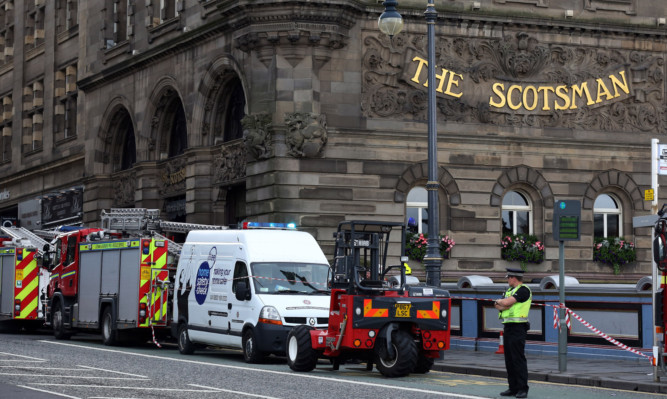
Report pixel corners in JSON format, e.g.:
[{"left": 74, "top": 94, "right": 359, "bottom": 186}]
[{"left": 232, "top": 262, "right": 249, "bottom": 293}]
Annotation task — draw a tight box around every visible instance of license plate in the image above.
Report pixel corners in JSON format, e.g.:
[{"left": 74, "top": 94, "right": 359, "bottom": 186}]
[{"left": 395, "top": 303, "right": 411, "bottom": 318}]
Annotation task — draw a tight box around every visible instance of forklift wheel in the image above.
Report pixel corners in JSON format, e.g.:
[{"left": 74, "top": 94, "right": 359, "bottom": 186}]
[
  {"left": 412, "top": 351, "right": 435, "bottom": 374},
  {"left": 287, "top": 325, "right": 319, "bottom": 372},
  {"left": 374, "top": 330, "right": 418, "bottom": 378}
]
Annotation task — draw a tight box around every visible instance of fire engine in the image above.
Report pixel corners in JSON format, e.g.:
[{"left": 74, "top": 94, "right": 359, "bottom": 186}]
[
  {"left": 286, "top": 221, "right": 451, "bottom": 377},
  {"left": 40, "top": 208, "right": 225, "bottom": 345},
  {"left": 652, "top": 204, "right": 667, "bottom": 372},
  {"left": 0, "top": 227, "right": 51, "bottom": 329}
]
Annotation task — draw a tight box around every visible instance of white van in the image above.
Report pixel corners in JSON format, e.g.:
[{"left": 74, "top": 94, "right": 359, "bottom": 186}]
[{"left": 171, "top": 227, "right": 331, "bottom": 363}]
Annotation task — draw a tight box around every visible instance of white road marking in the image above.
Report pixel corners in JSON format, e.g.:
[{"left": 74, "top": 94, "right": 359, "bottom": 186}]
[
  {"left": 78, "top": 364, "right": 148, "bottom": 378},
  {"left": 189, "top": 383, "right": 282, "bottom": 398},
  {"left": 0, "top": 366, "right": 89, "bottom": 370},
  {"left": 27, "top": 383, "right": 228, "bottom": 392},
  {"left": 17, "top": 385, "right": 82, "bottom": 399},
  {"left": 0, "top": 351, "right": 45, "bottom": 361},
  {"left": 40, "top": 340, "right": 490, "bottom": 399},
  {"left": 0, "top": 372, "right": 148, "bottom": 380}
]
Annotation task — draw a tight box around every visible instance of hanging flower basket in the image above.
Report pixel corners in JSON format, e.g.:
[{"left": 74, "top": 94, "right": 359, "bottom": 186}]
[
  {"left": 501, "top": 234, "right": 544, "bottom": 271},
  {"left": 405, "top": 232, "right": 455, "bottom": 262},
  {"left": 593, "top": 237, "right": 636, "bottom": 275}
]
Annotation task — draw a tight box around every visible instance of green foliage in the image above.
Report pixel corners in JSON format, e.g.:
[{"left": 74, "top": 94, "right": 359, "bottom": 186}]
[
  {"left": 405, "top": 232, "right": 455, "bottom": 262},
  {"left": 593, "top": 237, "right": 636, "bottom": 275},
  {"left": 501, "top": 234, "right": 544, "bottom": 271}
]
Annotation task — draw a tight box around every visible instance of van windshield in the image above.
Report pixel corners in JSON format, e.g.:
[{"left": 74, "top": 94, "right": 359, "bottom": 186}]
[{"left": 250, "top": 262, "right": 330, "bottom": 295}]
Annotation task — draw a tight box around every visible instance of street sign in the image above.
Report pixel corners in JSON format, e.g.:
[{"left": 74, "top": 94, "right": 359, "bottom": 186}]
[
  {"left": 633, "top": 214, "right": 659, "bottom": 228},
  {"left": 659, "top": 144, "right": 667, "bottom": 175},
  {"left": 553, "top": 200, "right": 581, "bottom": 241},
  {"left": 645, "top": 189, "right": 655, "bottom": 201}
]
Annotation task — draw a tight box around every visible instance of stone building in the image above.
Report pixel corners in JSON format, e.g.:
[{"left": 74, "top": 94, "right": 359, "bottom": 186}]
[{"left": 0, "top": 0, "right": 665, "bottom": 282}]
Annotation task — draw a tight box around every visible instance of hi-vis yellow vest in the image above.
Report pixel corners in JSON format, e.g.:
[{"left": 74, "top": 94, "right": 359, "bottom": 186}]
[{"left": 499, "top": 284, "right": 532, "bottom": 323}]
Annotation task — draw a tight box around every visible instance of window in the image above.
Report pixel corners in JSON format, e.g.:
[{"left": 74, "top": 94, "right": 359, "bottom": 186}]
[
  {"left": 54, "top": 65, "right": 77, "bottom": 142},
  {"left": 24, "top": 0, "right": 44, "bottom": 49},
  {"left": 0, "top": 94, "right": 11, "bottom": 163},
  {"left": 502, "top": 190, "right": 532, "bottom": 235},
  {"left": 65, "top": 235, "right": 77, "bottom": 266},
  {"left": 406, "top": 187, "right": 428, "bottom": 234},
  {"left": 104, "top": 0, "right": 129, "bottom": 48},
  {"left": 594, "top": 193, "right": 622, "bottom": 238},
  {"left": 0, "top": 1, "right": 14, "bottom": 65},
  {"left": 22, "top": 79, "right": 43, "bottom": 153},
  {"left": 56, "top": 0, "right": 78, "bottom": 34},
  {"left": 232, "top": 262, "right": 249, "bottom": 295},
  {"left": 147, "top": 0, "right": 179, "bottom": 27}
]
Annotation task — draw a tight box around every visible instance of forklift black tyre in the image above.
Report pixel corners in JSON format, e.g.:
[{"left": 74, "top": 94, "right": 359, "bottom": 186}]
[
  {"left": 177, "top": 323, "right": 195, "bottom": 355},
  {"left": 52, "top": 302, "right": 71, "bottom": 340},
  {"left": 287, "top": 325, "right": 318, "bottom": 372},
  {"left": 101, "top": 307, "right": 119, "bottom": 346},
  {"left": 374, "top": 330, "right": 418, "bottom": 378},
  {"left": 412, "top": 351, "right": 435, "bottom": 374},
  {"left": 243, "top": 328, "right": 266, "bottom": 363}
]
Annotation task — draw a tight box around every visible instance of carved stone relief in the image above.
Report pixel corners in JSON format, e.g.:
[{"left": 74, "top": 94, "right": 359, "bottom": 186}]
[
  {"left": 284, "top": 112, "right": 328, "bottom": 158},
  {"left": 361, "top": 31, "right": 666, "bottom": 133},
  {"left": 242, "top": 113, "right": 272, "bottom": 160},
  {"left": 213, "top": 141, "right": 247, "bottom": 185},
  {"left": 112, "top": 170, "right": 137, "bottom": 207},
  {"left": 158, "top": 156, "right": 186, "bottom": 196}
]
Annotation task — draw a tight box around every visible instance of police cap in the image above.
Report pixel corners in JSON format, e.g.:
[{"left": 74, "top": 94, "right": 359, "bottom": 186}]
[{"left": 505, "top": 268, "right": 524, "bottom": 278}]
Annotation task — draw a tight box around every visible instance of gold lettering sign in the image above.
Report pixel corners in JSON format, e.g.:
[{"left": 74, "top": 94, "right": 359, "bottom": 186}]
[{"left": 402, "top": 50, "right": 631, "bottom": 115}]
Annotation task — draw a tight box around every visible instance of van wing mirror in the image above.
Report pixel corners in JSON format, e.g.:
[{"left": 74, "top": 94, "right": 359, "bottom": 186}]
[
  {"left": 654, "top": 234, "right": 667, "bottom": 271},
  {"left": 235, "top": 281, "right": 251, "bottom": 301}
]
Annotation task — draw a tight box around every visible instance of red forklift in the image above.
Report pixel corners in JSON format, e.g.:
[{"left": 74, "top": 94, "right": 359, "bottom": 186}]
[{"left": 286, "top": 221, "right": 450, "bottom": 377}]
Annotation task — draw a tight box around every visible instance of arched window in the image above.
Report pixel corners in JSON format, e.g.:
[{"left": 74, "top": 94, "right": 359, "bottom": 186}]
[
  {"left": 406, "top": 187, "right": 428, "bottom": 234},
  {"left": 594, "top": 193, "right": 621, "bottom": 238},
  {"left": 502, "top": 190, "right": 532, "bottom": 235}
]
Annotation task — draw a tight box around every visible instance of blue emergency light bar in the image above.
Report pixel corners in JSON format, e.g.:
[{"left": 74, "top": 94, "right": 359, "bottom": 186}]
[{"left": 242, "top": 222, "right": 296, "bottom": 230}]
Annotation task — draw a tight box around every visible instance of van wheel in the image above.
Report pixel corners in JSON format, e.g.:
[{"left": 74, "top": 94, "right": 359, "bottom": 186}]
[
  {"left": 374, "top": 330, "right": 418, "bottom": 378},
  {"left": 287, "top": 325, "right": 318, "bottom": 372},
  {"left": 242, "top": 328, "right": 266, "bottom": 363},
  {"left": 178, "top": 323, "right": 195, "bottom": 355},
  {"left": 52, "top": 302, "right": 71, "bottom": 340}
]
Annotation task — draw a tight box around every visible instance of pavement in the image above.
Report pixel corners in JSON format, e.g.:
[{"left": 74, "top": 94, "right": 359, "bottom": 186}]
[{"left": 432, "top": 348, "right": 667, "bottom": 395}]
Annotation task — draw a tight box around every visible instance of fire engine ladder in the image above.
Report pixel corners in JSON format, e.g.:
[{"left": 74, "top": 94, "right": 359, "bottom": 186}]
[
  {"left": 156, "top": 220, "right": 227, "bottom": 255},
  {"left": 100, "top": 208, "right": 161, "bottom": 231},
  {"left": 0, "top": 226, "right": 52, "bottom": 254}
]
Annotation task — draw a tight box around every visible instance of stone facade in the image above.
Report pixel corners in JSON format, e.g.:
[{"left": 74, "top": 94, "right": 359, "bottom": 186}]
[{"left": 0, "top": 0, "right": 666, "bottom": 282}]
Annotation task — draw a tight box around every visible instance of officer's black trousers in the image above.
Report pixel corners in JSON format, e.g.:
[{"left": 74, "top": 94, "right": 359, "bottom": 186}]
[{"left": 503, "top": 322, "right": 529, "bottom": 393}]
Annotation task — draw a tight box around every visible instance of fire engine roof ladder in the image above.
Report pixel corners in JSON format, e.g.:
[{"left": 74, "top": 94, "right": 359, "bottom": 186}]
[
  {"left": 100, "top": 208, "right": 227, "bottom": 256},
  {"left": 0, "top": 226, "right": 52, "bottom": 254}
]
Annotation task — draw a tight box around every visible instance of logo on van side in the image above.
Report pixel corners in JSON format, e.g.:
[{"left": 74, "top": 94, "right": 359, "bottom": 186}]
[{"left": 194, "top": 247, "right": 217, "bottom": 305}]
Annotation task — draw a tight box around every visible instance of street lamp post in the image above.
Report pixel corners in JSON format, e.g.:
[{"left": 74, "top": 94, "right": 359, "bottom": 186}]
[{"left": 379, "top": 1, "right": 442, "bottom": 287}]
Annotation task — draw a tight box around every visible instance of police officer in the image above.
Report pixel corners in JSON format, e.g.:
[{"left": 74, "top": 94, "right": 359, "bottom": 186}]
[{"left": 494, "top": 268, "right": 531, "bottom": 398}]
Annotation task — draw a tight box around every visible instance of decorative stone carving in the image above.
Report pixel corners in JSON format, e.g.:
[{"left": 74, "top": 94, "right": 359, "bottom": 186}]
[
  {"left": 362, "top": 31, "right": 666, "bottom": 133},
  {"left": 242, "top": 113, "right": 272, "bottom": 160},
  {"left": 158, "top": 156, "right": 186, "bottom": 196},
  {"left": 213, "top": 141, "right": 247, "bottom": 185},
  {"left": 112, "top": 170, "right": 137, "bottom": 206},
  {"left": 224, "top": 2, "right": 355, "bottom": 69},
  {"left": 284, "top": 112, "right": 328, "bottom": 158}
]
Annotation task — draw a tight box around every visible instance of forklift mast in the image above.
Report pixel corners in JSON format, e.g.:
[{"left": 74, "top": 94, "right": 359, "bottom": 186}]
[{"left": 331, "top": 220, "right": 406, "bottom": 294}]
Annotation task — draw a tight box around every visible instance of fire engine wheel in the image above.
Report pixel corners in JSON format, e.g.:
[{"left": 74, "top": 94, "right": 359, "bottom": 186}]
[
  {"left": 177, "top": 323, "right": 195, "bottom": 355},
  {"left": 52, "top": 302, "right": 70, "bottom": 340},
  {"left": 286, "top": 325, "right": 318, "bottom": 372},
  {"left": 101, "top": 307, "right": 118, "bottom": 346},
  {"left": 412, "top": 351, "right": 435, "bottom": 374},
  {"left": 242, "top": 328, "right": 266, "bottom": 363},
  {"left": 374, "top": 330, "right": 418, "bottom": 378}
]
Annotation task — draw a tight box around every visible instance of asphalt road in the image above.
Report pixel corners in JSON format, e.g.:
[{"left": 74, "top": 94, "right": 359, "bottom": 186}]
[{"left": 0, "top": 330, "right": 664, "bottom": 399}]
